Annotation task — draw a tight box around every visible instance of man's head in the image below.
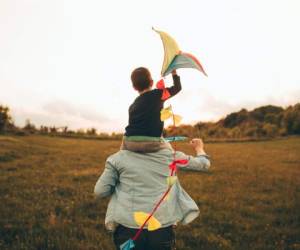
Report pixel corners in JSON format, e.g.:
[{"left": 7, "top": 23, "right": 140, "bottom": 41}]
[{"left": 131, "top": 67, "right": 153, "bottom": 93}]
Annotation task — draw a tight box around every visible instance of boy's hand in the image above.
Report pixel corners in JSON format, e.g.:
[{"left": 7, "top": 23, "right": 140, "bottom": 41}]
[{"left": 190, "top": 138, "right": 206, "bottom": 155}]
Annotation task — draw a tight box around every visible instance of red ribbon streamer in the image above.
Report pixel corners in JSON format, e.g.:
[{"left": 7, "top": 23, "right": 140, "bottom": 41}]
[
  {"left": 156, "top": 79, "right": 171, "bottom": 101},
  {"left": 169, "top": 159, "right": 189, "bottom": 172}
]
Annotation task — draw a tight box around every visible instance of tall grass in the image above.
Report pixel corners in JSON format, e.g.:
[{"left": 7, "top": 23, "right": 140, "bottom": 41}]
[{"left": 0, "top": 135, "right": 299, "bottom": 249}]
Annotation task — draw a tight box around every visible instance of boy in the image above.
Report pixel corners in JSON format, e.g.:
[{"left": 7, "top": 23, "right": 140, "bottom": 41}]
[{"left": 122, "top": 67, "right": 181, "bottom": 152}]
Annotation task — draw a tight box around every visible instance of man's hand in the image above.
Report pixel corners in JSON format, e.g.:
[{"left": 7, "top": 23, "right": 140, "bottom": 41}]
[{"left": 190, "top": 138, "right": 206, "bottom": 155}]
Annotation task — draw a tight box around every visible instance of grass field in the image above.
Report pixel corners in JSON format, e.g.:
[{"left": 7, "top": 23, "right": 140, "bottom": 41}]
[{"left": 0, "top": 135, "right": 299, "bottom": 250}]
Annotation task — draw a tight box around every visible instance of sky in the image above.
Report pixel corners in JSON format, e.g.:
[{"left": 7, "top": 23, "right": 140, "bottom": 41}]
[{"left": 0, "top": 0, "right": 300, "bottom": 133}]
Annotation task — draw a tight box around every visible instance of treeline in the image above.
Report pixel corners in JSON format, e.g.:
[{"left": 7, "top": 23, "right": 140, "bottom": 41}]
[
  {"left": 165, "top": 103, "right": 300, "bottom": 140},
  {"left": 1, "top": 103, "right": 300, "bottom": 140},
  {"left": 0, "top": 106, "right": 122, "bottom": 140}
]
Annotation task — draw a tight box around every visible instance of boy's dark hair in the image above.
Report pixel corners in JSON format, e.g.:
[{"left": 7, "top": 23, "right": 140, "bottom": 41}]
[{"left": 131, "top": 67, "right": 153, "bottom": 92}]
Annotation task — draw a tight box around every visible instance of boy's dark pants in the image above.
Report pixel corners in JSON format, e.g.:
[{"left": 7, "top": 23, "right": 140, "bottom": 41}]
[{"left": 113, "top": 224, "right": 176, "bottom": 250}]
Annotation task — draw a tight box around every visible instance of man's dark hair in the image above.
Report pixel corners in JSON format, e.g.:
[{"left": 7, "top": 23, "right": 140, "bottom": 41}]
[{"left": 131, "top": 67, "right": 153, "bottom": 92}]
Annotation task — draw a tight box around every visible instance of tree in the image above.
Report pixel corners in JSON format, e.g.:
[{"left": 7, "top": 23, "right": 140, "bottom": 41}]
[
  {"left": 40, "top": 125, "right": 49, "bottom": 134},
  {"left": 63, "top": 126, "right": 68, "bottom": 134},
  {"left": 283, "top": 104, "right": 300, "bottom": 134},
  {"left": 87, "top": 127, "right": 97, "bottom": 136},
  {"left": 76, "top": 129, "right": 85, "bottom": 135},
  {"left": 262, "top": 123, "right": 278, "bottom": 137},
  {"left": 223, "top": 109, "right": 248, "bottom": 128},
  {"left": 251, "top": 105, "right": 284, "bottom": 122},
  {"left": 264, "top": 113, "right": 281, "bottom": 126},
  {"left": 0, "top": 105, "right": 12, "bottom": 133},
  {"left": 230, "top": 127, "right": 242, "bottom": 138},
  {"left": 49, "top": 126, "right": 57, "bottom": 133},
  {"left": 23, "top": 119, "right": 36, "bottom": 133}
]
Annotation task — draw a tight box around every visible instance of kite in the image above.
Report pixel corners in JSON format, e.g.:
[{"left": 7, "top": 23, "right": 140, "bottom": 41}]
[{"left": 153, "top": 27, "right": 208, "bottom": 77}]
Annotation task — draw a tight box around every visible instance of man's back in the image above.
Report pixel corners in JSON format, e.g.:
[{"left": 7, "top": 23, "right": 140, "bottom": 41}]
[{"left": 94, "top": 148, "right": 210, "bottom": 230}]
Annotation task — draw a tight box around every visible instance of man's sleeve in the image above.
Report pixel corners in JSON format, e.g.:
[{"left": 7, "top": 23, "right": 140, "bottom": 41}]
[
  {"left": 94, "top": 157, "right": 119, "bottom": 198},
  {"left": 176, "top": 151, "right": 211, "bottom": 172},
  {"left": 167, "top": 74, "right": 182, "bottom": 97}
]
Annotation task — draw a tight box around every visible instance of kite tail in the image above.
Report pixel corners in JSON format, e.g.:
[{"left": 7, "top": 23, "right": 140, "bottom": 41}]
[
  {"left": 121, "top": 105, "right": 187, "bottom": 249},
  {"left": 171, "top": 105, "right": 178, "bottom": 164}
]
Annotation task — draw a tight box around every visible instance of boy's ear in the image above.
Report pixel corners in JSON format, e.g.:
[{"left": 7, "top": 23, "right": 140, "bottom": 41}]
[
  {"left": 150, "top": 80, "right": 154, "bottom": 87},
  {"left": 133, "top": 85, "right": 139, "bottom": 92}
]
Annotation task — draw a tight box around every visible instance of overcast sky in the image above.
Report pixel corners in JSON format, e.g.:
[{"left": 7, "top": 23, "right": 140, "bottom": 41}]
[{"left": 1, "top": 0, "right": 299, "bottom": 132}]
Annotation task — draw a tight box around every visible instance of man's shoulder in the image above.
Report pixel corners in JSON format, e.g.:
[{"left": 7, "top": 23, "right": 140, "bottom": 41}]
[
  {"left": 106, "top": 151, "right": 122, "bottom": 164},
  {"left": 106, "top": 150, "right": 136, "bottom": 164},
  {"left": 107, "top": 148, "right": 174, "bottom": 162},
  {"left": 106, "top": 150, "right": 136, "bottom": 170}
]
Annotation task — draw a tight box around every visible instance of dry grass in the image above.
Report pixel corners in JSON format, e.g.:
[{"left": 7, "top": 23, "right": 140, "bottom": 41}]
[{"left": 0, "top": 135, "right": 299, "bottom": 250}]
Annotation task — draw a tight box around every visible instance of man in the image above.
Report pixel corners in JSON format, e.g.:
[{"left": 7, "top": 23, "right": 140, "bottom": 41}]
[{"left": 94, "top": 138, "right": 211, "bottom": 250}]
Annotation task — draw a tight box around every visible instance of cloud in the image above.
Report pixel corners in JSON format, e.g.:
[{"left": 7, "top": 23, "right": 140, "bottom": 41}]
[
  {"left": 194, "top": 88, "right": 300, "bottom": 122},
  {"left": 10, "top": 99, "right": 123, "bottom": 133},
  {"left": 168, "top": 86, "right": 300, "bottom": 125},
  {"left": 43, "top": 99, "right": 110, "bottom": 123}
]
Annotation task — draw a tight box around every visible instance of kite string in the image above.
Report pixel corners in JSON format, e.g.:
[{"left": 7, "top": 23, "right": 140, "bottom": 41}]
[
  {"left": 131, "top": 104, "right": 179, "bottom": 242},
  {"left": 132, "top": 186, "right": 172, "bottom": 241},
  {"left": 171, "top": 105, "right": 177, "bottom": 172}
]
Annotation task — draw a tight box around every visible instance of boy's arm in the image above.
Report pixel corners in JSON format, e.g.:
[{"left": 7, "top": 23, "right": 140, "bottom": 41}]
[
  {"left": 166, "top": 70, "right": 182, "bottom": 97},
  {"left": 94, "top": 157, "right": 119, "bottom": 198}
]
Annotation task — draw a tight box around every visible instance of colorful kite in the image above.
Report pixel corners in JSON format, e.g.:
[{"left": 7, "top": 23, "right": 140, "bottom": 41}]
[{"left": 153, "top": 27, "right": 207, "bottom": 77}]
